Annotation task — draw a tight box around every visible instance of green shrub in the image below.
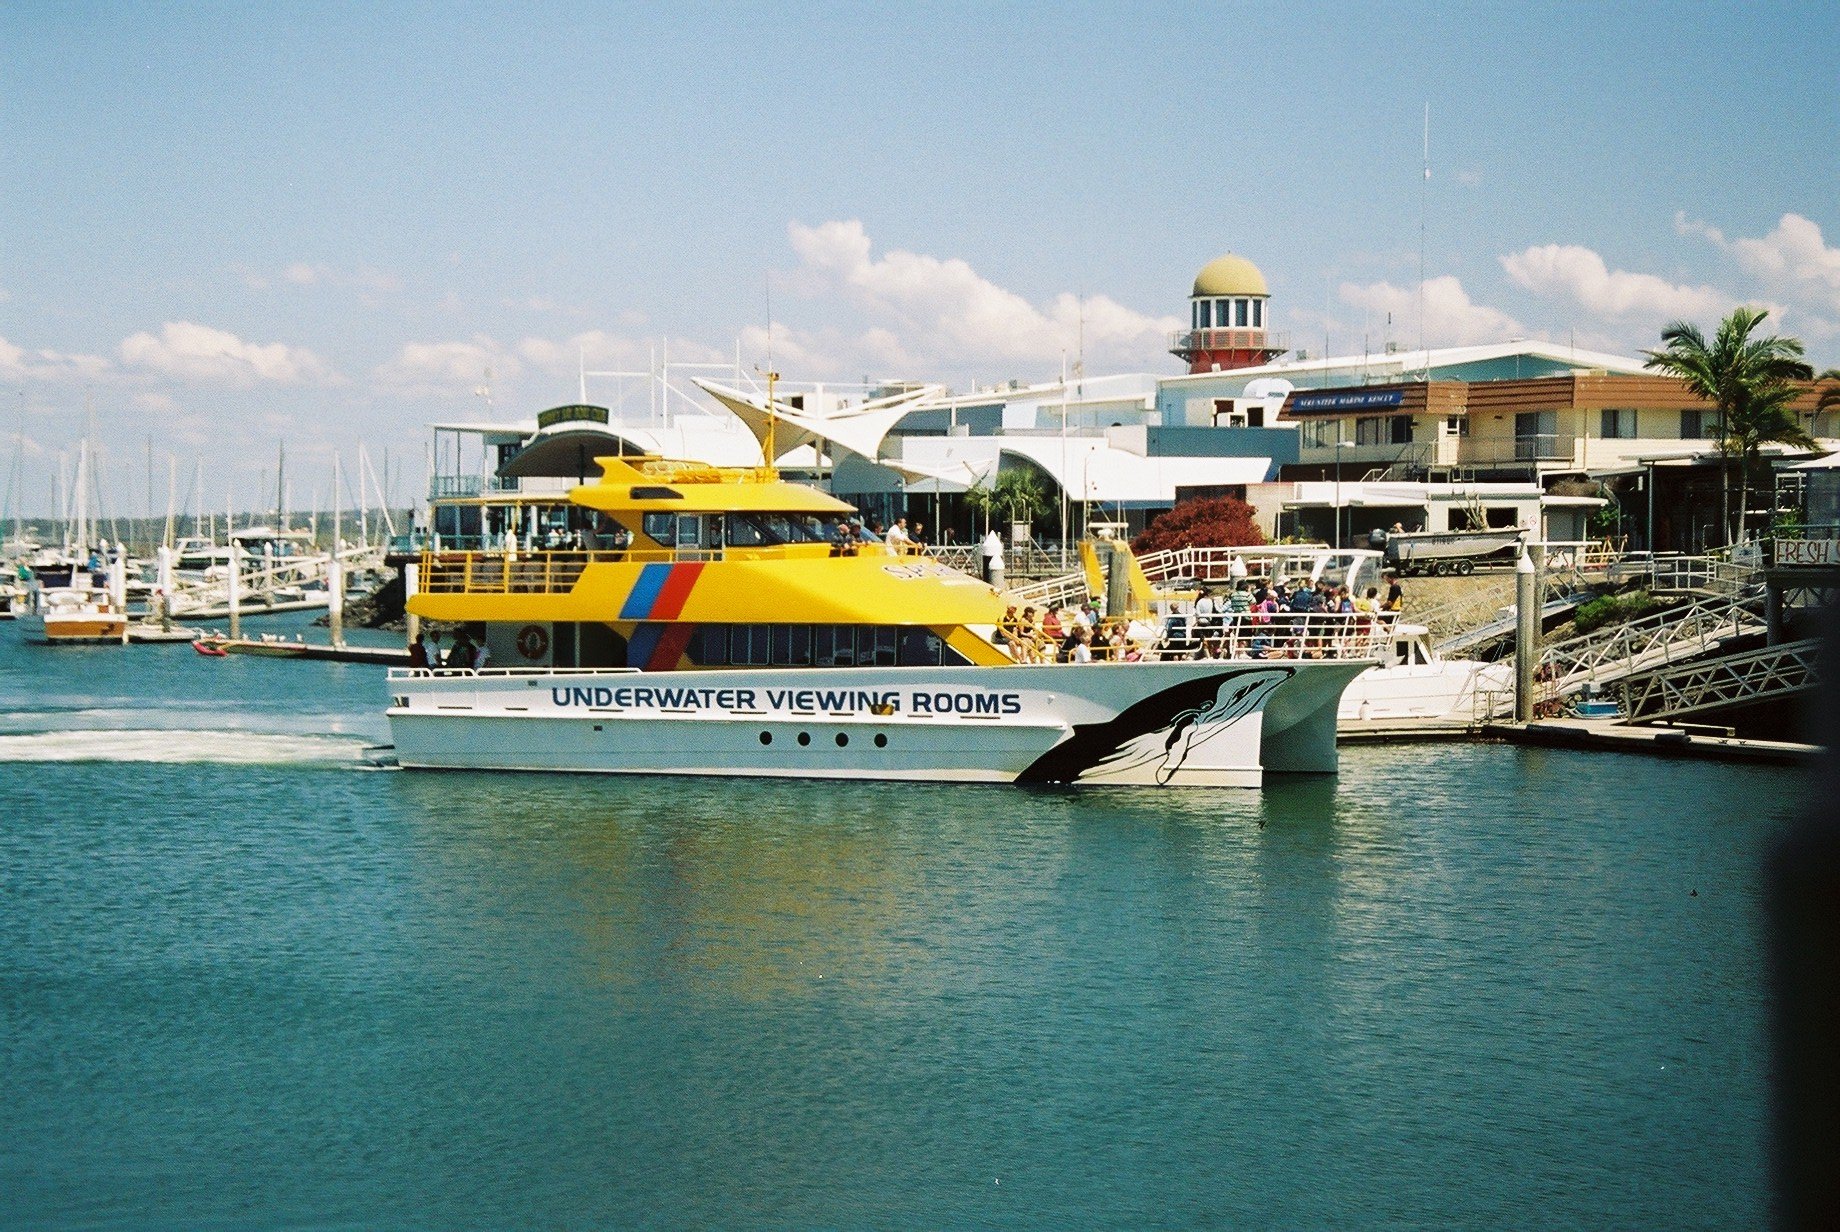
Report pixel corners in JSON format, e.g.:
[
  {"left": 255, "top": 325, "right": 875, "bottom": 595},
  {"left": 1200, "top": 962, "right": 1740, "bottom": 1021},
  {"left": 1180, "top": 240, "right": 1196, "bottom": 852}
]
[{"left": 1572, "top": 589, "right": 1659, "bottom": 635}]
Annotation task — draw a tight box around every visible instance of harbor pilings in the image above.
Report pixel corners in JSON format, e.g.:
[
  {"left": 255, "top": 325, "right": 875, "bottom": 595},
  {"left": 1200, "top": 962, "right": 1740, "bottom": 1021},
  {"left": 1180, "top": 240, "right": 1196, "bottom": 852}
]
[{"left": 1515, "top": 549, "right": 1537, "bottom": 722}]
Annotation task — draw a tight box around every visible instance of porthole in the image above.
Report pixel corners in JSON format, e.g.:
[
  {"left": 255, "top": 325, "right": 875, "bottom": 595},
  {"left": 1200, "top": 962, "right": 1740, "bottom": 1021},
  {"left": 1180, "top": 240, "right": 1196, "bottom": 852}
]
[
  {"left": 835, "top": 732, "right": 849, "bottom": 747},
  {"left": 874, "top": 733, "right": 888, "bottom": 748},
  {"left": 797, "top": 731, "right": 811, "bottom": 746},
  {"left": 759, "top": 731, "right": 772, "bottom": 745}
]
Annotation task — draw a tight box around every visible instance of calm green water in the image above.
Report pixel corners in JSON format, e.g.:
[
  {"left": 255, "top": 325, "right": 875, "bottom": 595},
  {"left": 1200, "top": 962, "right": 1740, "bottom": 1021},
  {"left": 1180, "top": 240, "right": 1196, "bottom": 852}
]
[{"left": 0, "top": 618, "right": 1805, "bottom": 1229}]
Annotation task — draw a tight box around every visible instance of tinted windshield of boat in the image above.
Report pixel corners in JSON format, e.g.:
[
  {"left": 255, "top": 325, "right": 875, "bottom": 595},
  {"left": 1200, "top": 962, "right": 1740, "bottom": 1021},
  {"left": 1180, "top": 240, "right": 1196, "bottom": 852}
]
[{"left": 723, "top": 512, "right": 849, "bottom": 547}]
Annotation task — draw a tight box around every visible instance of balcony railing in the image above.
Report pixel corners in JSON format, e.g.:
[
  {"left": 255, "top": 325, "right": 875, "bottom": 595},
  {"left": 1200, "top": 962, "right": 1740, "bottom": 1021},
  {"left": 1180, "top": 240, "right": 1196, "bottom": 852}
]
[
  {"left": 1455, "top": 434, "right": 1579, "bottom": 467},
  {"left": 1169, "top": 328, "right": 1290, "bottom": 355}
]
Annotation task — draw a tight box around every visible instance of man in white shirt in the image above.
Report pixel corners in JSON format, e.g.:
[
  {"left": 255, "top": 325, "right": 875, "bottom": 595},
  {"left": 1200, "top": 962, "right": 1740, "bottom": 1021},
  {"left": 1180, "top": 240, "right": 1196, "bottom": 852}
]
[{"left": 887, "top": 517, "right": 912, "bottom": 552}]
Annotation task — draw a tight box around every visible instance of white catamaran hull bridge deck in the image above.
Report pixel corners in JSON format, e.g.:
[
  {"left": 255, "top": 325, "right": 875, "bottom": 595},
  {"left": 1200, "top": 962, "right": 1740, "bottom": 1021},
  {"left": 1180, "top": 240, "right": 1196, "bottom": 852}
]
[{"left": 388, "top": 654, "right": 1368, "bottom": 788}]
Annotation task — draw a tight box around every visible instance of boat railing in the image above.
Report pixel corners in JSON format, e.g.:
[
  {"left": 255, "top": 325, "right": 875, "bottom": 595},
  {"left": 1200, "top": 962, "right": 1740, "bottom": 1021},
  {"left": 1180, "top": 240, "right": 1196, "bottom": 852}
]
[
  {"left": 416, "top": 543, "right": 875, "bottom": 594},
  {"left": 389, "top": 665, "right": 644, "bottom": 680},
  {"left": 1001, "top": 610, "right": 1395, "bottom": 665}
]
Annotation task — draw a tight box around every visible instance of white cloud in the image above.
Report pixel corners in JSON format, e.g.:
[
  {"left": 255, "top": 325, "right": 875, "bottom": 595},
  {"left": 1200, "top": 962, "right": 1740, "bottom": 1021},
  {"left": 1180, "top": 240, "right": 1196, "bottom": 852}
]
[
  {"left": 1338, "top": 276, "right": 1523, "bottom": 347},
  {"left": 241, "top": 260, "right": 399, "bottom": 294},
  {"left": 1500, "top": 244, "right": 1727, "bottom": 321},
  {"left": 120, "top": 321, "right": 336, "bottom": 387},
  {"left": 374, "top": 336, "right": 521, "bottom": 400},
  {"left": 283, "top": 262, "right": 326, "bottom": 285},
  {"left": 1679, "top": 211, "right": 1840, "bottom": 319},
  {"left": 134, "top": 392, "right": 178, "bottom": 413},
  {"left": 780, "top": 219, "right": 1180, "bottom": 377},
  {"left": 0, "top": 334, "right": 113, "bottom": 381},
  {"left": 516, "top": 329, "right": 727, "bottom": 374}
]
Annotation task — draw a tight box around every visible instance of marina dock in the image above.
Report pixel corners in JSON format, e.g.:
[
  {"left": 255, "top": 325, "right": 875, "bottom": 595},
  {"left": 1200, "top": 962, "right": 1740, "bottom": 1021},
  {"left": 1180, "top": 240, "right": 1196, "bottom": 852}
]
[
  {"left": 1485, "top": 717, "right": 1822, "bottom": 766},
  {"left": 199, "top": 635, "right": 411, "bottom": 665}
]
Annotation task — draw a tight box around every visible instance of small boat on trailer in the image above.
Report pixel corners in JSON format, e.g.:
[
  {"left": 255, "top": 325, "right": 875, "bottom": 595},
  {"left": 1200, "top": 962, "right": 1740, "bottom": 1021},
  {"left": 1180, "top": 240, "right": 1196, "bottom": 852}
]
[{"left": 1381, "top": 527, "right": 1525, "bottom": 576}]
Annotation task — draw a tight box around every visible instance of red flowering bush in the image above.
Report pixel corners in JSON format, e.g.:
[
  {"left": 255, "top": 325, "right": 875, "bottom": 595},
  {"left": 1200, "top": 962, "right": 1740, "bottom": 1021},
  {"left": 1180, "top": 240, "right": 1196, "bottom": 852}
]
[{"left": 1132, "top": 496, "right": 1266, "bottom": 555}]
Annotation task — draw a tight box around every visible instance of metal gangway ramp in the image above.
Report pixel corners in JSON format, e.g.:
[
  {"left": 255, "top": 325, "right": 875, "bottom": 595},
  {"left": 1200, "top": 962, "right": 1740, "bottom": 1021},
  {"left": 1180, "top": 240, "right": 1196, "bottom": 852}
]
[
  {"left": 1615, "top": 638, "right": 1822, "bottom": 722},
  {"left": 1529, "top": 592, "right": 1768, "bottom": 701}
]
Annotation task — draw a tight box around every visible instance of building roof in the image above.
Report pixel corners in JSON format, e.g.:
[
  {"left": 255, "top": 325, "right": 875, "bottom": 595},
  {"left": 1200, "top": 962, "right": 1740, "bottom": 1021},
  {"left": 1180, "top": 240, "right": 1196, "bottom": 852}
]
[
  {"left": 1192, "top": 253, "right": 1268, "bottom": 298},
  {"left": 1160, "top": 338, "right": 1652, "bottom": 394}
]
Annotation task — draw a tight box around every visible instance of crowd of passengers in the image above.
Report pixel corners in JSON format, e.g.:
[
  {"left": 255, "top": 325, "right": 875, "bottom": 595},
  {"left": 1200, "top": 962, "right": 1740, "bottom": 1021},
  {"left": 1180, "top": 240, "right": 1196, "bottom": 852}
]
[{"left": 1000, "top": 573, "right": 1406, "bottom": 664}]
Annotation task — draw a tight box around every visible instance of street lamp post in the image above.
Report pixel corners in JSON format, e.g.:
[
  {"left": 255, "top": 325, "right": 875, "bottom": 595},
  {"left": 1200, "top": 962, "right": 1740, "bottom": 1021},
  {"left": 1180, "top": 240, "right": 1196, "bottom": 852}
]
[{"left": 1334, "top": 436, "right": 1354, "bottom": 548}]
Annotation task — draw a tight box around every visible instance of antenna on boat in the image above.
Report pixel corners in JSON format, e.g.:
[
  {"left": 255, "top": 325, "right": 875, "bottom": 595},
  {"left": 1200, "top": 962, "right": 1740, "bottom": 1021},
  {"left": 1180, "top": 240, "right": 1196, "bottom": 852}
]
[{"left": 762, "top": 270, "right": 778, "bottom": 477}]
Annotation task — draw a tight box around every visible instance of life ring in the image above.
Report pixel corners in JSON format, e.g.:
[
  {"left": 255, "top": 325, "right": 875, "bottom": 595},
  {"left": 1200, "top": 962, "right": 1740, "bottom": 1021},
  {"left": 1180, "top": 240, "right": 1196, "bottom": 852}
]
[{"left": 515, "top": 624, "right": 550, "bottom": 660}]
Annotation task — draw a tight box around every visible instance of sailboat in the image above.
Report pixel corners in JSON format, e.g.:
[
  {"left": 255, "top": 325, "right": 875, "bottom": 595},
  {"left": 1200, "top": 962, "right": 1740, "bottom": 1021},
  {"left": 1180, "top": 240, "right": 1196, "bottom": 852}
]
[{"left": 17, "top": 439, "right": 128, "bottom": 644}]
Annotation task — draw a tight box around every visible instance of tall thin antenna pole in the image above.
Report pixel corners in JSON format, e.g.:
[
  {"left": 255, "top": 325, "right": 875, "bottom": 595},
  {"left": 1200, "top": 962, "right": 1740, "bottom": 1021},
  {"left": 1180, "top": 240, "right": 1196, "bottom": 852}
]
[
  {"left": 763, "top": 272, "right": 777, "bottom": 473},
  {"left": 1419, "top": 101, "right": 1430, "bottom": 375}
]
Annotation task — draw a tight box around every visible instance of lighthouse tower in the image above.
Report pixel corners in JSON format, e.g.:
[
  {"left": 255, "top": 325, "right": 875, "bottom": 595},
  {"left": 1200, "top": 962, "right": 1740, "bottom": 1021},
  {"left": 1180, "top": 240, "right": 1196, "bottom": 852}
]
[{"left": 1170, "top": 253, "right": 1288, "bottom": 374}]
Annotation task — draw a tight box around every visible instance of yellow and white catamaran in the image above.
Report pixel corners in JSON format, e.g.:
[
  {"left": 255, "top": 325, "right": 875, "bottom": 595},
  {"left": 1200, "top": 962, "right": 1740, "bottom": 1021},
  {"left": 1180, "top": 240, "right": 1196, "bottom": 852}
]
[{"left": 386, "top": 452, "right": 1384, "bottom": 787}]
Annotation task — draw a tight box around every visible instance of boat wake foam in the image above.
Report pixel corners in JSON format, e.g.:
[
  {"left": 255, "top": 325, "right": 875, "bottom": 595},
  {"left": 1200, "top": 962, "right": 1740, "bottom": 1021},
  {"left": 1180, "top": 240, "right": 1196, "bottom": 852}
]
[{"left": 0, "top": 728, "right": 369, "bottom": 766}]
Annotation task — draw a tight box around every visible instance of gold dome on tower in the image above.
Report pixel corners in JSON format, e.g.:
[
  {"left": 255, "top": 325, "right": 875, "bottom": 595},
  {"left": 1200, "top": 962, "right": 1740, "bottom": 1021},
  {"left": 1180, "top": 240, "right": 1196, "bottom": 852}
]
[{"left": 1191, "top": 254, "right": 1269, "bottom": 298}]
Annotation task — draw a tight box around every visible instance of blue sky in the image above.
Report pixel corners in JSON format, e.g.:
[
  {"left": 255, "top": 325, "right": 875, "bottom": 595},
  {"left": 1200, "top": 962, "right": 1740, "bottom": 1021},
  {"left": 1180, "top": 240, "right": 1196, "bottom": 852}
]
[{"left": 4, "top": 2, "right": 1838, "bottom": 516}]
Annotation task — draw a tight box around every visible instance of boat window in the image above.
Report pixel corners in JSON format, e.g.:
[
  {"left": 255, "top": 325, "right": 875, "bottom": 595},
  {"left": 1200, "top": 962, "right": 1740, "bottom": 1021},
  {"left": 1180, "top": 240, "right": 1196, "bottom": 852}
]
[
  {"left": 642, "top": 513, "right": 676, "bottom": 545},
  {"left": 692, "top": 626, "right": 728, "bottom": 666},
  {"left": 897, "top": 627, "right": 944, "bottom": 667},
  {"left": 675, "top": 514, "right": 702, "bottom": 549},
  {"left": 730, "top": 624, "right": 771, "bottom": 666},
  {"left": 813, "top": 625, "right": 843, "bottom": 666},
  {"left": 726, "top": 514, "right": 772, "bottom": 547}
]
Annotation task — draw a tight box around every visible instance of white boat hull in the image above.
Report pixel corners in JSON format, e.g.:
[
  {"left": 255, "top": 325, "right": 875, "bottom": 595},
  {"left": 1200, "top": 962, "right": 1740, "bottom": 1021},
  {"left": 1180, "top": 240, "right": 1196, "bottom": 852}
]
[
  {"left": 387, "top": 659, "right": 1367, "bottom": 787},
  {"left": 1338, "top": 659, "right": 1514, "bottom": 725}
]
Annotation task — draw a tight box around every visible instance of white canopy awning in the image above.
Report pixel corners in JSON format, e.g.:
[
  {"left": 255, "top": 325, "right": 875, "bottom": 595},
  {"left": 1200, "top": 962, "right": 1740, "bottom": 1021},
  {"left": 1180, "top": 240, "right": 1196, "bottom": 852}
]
[{"left": 694, "top": 378, "right": 945, "bottom": 464}]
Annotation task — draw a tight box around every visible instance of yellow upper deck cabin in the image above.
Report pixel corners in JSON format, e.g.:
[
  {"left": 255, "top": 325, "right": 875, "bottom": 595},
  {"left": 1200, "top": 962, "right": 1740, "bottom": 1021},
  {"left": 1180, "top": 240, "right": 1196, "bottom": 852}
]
[{"left": 411, "top": 455, "right": 1016, "bottom": 671}]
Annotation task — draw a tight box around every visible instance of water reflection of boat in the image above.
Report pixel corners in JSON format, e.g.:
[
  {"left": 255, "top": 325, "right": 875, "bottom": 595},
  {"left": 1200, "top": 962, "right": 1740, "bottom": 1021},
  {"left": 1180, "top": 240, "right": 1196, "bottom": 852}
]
[{"left": 387, "top": 453, "right": 1384, "bottom": 787}]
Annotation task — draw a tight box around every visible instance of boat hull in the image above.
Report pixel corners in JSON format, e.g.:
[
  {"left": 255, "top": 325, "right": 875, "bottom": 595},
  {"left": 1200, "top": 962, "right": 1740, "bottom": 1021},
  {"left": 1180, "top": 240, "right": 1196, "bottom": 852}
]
[
  {"left": 387, "top": 659, "right": 1367, "bottom": 787},
  {"left": 16, "top": 614, "right": 128, "bottom": 644}
]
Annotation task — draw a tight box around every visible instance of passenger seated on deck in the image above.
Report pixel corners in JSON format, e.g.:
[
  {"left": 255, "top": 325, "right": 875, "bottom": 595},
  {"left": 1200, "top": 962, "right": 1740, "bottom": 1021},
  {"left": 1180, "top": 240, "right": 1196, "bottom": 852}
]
[
  {"left": 1041, "top": 607, "right": 1064, "bottom": 650},
  {"left": 1016, "top": 607, "right": 1042, "bottom": 662},
  {"left": 445, "top": 631, "right": 476, "bottom": 669},
  {"left": 998, "top": 605, "right": 1028, "bottom": 657}
]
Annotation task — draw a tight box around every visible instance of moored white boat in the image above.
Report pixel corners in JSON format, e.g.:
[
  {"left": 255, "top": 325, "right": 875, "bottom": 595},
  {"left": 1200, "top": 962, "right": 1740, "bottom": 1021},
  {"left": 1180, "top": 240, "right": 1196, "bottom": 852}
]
[
  {"left": 17, "top": 579, "right": 128, "bottom": 644},
  {"left": 1337, "top": 622, "right": 1513, "bottom": 729}
]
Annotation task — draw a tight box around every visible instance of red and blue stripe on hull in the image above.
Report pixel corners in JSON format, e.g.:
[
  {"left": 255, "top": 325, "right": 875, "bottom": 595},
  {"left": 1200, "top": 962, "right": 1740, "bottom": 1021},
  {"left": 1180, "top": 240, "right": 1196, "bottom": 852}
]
[{"left": 620, "top": 561, "right": 704, "bottom": 671}]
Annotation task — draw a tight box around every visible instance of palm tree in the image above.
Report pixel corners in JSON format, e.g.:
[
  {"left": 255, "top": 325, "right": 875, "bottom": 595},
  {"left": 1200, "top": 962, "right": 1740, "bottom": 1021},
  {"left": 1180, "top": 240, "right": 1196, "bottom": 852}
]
[
  {"left": 1816, "top": 368, "right": 1840, "bottom": 433},
  {"left": 1644, "top": 307, "right": 1813, "bottom": 543},
  {"left": 966, "top": 469, "right": 1049, "bottom": 535}
]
